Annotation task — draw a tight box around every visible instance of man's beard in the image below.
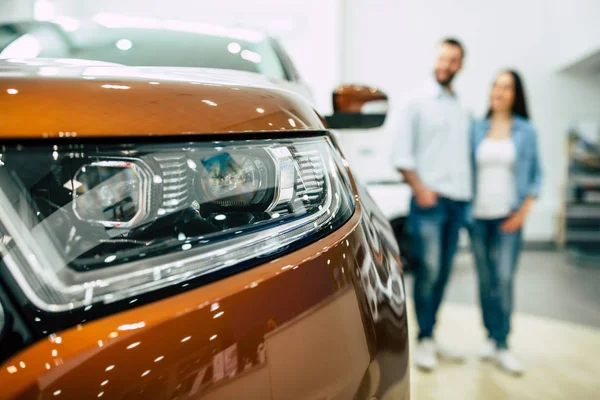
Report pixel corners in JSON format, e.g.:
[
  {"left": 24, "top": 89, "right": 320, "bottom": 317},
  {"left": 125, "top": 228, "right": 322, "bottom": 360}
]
[{"left": 435, "top": 70, "right": 456, "bottom": 88}]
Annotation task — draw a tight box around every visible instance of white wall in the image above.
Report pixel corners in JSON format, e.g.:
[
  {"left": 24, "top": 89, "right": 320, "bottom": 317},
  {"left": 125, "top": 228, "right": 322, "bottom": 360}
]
[
  {"left": 549, "top": 0, "right": 600, "bottom": 70},
  {"left": 36, "top": 0, "right": 343, "bottom": 114},
  {"left": 342, "top": 0, "right": 600, "bottom": 241}
]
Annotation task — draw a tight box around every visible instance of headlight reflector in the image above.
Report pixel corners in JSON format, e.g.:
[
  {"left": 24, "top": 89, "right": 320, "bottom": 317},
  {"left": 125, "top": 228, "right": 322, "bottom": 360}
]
[
  {"left": 73, "top": 160, "right": 152, "bottom": 228},
  {"left": 0, "top": 136, "right": 353, "bottom": 312},
  {"left": 199, "top": 150, "right": 273, "bottom": 209}
]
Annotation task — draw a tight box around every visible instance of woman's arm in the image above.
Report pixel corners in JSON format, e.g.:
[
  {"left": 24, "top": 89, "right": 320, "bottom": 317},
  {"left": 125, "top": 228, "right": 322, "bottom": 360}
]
[
  {"left": 501, "top": 196, "right": 535, "bottom": 233},
  {"left": 519, "top": 196, "right": 536, "bottom": 216}
]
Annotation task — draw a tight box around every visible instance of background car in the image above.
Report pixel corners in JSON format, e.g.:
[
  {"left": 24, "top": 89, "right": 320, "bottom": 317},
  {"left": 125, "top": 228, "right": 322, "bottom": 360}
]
[{"left": 0, "top": 20, "right": 314, "bottom": 102}]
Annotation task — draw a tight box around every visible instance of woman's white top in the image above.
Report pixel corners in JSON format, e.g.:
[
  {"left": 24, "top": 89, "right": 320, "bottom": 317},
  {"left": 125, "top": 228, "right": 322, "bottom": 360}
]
[{"left": 473, "top": 137, "right": 516, "bottom": 219}]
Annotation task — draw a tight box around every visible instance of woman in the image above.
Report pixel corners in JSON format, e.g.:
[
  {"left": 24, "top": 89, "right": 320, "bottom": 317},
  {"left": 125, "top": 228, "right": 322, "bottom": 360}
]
[{"left": 469, "top": 70, "right": 542, "bottom": 375}]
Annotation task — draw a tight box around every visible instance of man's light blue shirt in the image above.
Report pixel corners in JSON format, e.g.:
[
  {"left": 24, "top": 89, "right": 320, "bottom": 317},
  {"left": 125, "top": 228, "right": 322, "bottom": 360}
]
[{"left": 392, "top": 80, "right": 473, "bottom": 201}]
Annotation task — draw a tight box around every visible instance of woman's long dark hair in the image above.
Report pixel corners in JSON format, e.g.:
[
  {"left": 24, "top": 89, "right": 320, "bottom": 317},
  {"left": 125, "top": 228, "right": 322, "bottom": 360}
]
[{"left": 486, "top": 70, "right": 529, "bottom": 120}]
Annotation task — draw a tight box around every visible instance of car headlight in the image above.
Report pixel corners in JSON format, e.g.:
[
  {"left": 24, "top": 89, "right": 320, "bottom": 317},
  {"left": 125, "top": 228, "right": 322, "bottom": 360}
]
[
  {"left": 0, "top": 136, "right": 354, "bottom": 312},
  {"left": 73, "top": 160, "right": 153, "bottom": 228}
]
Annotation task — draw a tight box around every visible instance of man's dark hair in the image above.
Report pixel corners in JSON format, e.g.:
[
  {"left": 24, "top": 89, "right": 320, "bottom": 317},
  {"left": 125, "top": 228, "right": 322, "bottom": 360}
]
[{"left": 441, "top": 38, "right": 465, "bottom": 59}]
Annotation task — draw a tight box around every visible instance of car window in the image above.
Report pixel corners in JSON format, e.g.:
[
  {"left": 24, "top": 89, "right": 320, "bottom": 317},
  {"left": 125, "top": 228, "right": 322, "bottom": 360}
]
[
  {"left": 270, "top": 38, "right": 300, "bottom": 82},
  {"left": 0, "top": 22, "right": 287, "bottom": 81}
]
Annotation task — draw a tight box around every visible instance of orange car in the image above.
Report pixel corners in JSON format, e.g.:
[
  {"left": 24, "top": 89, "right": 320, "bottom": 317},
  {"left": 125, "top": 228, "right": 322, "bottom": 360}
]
[{"left": 0, "top": 60, "right": 409, "bottom": 399}]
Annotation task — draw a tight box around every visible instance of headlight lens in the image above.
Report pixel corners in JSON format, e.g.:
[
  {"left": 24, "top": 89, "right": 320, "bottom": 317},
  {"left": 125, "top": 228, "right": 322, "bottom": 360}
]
[
  {"left": 0, "top": 136, "right": 353, "bottom": 312},
  {"left": 73, "top": 160, "right": 152, "bottom": 228}
]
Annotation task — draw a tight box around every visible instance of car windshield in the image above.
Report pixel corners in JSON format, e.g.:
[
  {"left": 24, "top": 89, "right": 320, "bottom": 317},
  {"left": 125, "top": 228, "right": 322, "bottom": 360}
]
[{"left": 0, "top": 20, "right": 286, "bottom": 80}]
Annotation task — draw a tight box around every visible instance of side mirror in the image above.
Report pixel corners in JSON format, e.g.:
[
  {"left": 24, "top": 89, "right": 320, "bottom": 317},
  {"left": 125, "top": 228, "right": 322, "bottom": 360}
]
[{"left": 324, "top": 84, "right": 388, "bottom": 130}]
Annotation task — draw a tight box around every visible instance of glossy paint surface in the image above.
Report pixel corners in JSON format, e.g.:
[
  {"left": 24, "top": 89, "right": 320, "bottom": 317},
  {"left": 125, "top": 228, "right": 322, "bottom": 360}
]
[
  {"left": 0, "top": 60, "right": 324, "bottom": 138},
  {"left": 333, "top": 84, "right": 387, "bottom": 113},
  {"left": 0, "top": 200, "right": 409, "bottom": 399},
  {"left": 0, "top": 63, "right": 408, "bottom": 399}
]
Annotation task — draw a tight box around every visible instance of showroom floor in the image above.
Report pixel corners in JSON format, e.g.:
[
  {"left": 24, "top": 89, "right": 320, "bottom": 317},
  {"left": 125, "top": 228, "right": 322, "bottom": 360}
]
[{"left": 396, "top": 250, "right": 600, "bottom": 400}]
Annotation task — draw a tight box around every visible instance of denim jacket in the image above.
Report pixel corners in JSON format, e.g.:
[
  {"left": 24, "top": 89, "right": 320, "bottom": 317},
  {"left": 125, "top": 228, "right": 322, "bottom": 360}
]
[{"left": 471, "top": 116, "right": 543, "bottom": 213}]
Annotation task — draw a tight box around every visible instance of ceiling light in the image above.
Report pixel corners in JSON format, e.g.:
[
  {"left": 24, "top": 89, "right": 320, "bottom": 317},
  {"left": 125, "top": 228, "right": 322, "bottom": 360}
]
[
  {"left": 116, "top": 39, "right": 133, "bottom": 51},
  {"left": 241, "top": 50, "right": 261, "bottom": 64},
  {"left": 228, "top": 42, "right": 241, "bottom": 54}
]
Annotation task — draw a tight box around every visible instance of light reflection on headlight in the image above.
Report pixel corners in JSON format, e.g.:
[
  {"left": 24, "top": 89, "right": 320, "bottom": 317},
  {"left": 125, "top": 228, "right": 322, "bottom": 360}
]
[
  {"left": 199, "top": 150, "right": 272, "bottom": 208},
  {"left": 0, "top": 136, "right": 354, "bottom": 312},
  {"left": 73, "top": 160, "right": 152, "bottom": 228}
]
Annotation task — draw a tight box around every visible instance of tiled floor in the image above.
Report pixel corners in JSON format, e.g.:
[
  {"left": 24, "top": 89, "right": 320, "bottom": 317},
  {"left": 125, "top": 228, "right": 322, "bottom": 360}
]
[
  {"left": 399, "top": 302, "right": 600, "bottom": 400},
  {"left": 393, "top": 251, "right": 600, "bottom": 399},
  {"left": 435, "top": 251, "right": 600, "bottom": 328}
]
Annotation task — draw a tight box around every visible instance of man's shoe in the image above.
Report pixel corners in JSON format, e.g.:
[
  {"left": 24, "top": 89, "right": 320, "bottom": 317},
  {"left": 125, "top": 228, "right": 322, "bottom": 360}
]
[
  {"left": 414, "top": 338, "right": 437, "bottom": 371},
  {"left": 479, "top": 338, "right": 496, "bottom": 361},
  {"left": 495, "top": 350, "right": 525, "bottom": 376}
]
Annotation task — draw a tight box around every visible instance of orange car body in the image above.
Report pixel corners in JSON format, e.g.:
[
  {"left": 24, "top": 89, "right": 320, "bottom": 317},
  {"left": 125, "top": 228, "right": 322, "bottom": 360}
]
[{"left": 0, "top": 60, "right": 409, "bottom": 400}]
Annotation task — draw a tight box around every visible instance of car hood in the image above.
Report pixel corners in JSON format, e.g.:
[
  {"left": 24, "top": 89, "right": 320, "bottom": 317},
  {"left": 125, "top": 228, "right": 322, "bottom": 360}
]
[{"left": 0, "top": 59, "right": 325, "bottom": 138}]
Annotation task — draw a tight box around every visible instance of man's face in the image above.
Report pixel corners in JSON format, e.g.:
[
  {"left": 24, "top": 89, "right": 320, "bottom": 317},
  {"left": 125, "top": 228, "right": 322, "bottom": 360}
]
[{"left": 434, "top": 43, "right": 463, "bottom": 88}]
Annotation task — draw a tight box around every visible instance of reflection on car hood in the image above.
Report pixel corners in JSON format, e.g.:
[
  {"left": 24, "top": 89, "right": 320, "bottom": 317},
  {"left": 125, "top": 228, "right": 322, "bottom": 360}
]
[{"left": 0, "top": 59, "right": 324, "bottom": 138}]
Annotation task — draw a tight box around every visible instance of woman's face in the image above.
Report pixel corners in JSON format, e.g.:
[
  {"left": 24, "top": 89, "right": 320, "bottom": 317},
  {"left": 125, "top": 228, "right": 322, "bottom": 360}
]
[{"left": 490, "top": 72, "right": 515, "bottom": 114}]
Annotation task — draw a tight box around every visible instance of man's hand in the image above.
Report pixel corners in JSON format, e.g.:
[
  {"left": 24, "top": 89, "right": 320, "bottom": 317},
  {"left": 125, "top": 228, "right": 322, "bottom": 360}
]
[
  {"left": 500, "top": 211, "right": 525, "bottom": 233},
  {"left": 399, "top": 169, "right": 438, "bottom": 208},
  {"left": 415, "top": 186, "right": 438, "bottom": 209}
]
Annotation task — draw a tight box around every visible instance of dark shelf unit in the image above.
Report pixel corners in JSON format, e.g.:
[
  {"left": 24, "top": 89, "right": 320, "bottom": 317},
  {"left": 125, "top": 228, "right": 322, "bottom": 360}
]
[{"left": 563, "top": 139, "right": 600, "bottom": 262}]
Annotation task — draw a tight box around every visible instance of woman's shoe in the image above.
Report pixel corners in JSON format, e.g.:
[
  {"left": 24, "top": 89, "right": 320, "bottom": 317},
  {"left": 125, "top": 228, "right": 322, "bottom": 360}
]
[{"left": 495, "top": 350, "right": 525, "bottom": 376}]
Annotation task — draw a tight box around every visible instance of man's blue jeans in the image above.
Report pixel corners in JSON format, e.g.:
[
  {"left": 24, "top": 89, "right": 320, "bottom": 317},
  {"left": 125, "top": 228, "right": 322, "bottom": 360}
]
[
  {"left": 410, "top": 197, "right": 468, "bottom": 340},
  {"left": 469, "top": 218, "right": 522, "bottom": 349}
]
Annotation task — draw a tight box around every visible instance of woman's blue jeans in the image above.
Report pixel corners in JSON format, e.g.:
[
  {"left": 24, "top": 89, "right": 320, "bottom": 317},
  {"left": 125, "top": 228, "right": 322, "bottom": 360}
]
[{"left": 469, "top": 218, "right": 522, "bottom": 349}]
